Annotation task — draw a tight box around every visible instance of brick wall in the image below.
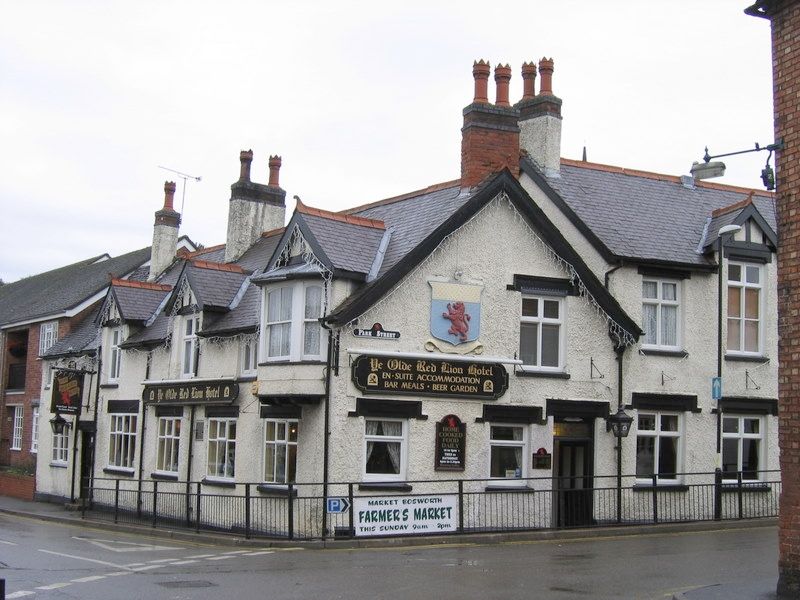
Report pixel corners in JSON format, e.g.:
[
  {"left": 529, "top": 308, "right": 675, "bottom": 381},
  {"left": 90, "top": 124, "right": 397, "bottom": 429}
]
[
  {"left": 0, "top": 471, "right": 36, "bottom": 501},
  {"left": 772, "top": 0, "right": 800, "bottom": 596}
]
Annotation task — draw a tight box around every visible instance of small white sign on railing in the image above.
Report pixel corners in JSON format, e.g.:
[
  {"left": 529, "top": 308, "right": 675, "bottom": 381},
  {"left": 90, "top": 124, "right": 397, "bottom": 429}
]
[{"left": 353, "top": 494, "right": 458, "bottom": 537}]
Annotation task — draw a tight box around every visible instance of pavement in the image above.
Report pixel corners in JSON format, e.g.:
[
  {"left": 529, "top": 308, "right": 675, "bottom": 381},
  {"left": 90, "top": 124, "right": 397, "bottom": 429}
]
[{"left": 0, "top": 494, "right": 784, "bottom": 599}]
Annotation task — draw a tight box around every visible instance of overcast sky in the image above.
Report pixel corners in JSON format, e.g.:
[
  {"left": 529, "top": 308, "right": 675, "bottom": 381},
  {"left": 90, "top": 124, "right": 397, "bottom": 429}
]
[{"left": 0, "top": 1, "right": 774, "bottom": 283}]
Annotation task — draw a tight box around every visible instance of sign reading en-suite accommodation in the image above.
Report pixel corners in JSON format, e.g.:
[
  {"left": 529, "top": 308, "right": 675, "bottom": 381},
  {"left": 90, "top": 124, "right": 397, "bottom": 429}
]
[
  {"left": 353, "top": 494, "right": 458, "bottom": 537},
  {"left": 51, "top": 370, "right": 84, "bottom": 415},
  {"left": 141, "top": 379, "right": 239, "bottom": 405},
  {"left": 351, "top": 354, "right": 508, "bottom": 400}
]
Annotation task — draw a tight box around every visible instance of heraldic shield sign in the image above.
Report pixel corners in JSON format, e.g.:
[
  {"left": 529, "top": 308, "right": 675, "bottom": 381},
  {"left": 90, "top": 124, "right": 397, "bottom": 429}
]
[{"left": 429, "top": 281, "right": 483, "bottom": 350}]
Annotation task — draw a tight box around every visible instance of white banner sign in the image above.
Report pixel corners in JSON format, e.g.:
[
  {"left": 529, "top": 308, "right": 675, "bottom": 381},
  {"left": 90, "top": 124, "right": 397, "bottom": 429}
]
[{"left": 353, "top": 494, "right": 458, "bottom": 537}]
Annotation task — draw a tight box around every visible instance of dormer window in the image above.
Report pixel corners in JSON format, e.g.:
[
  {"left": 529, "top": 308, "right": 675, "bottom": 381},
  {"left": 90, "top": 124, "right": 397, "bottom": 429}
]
[
  {"left": 182, "top": 316, "right": 201, "bottom": 377},
  {"left": 642, "top": 279, "right": 681, "bottom": 350},
  {"left": 264, "top": 282, "right": 325, "bottom": 362},
  {"left": 108, "top": 327, "right": 123, "bottom": 382}
]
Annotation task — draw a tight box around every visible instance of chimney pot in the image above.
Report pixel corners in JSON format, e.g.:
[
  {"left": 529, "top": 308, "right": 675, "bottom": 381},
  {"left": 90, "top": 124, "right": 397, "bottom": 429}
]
[
  {"left": 163, "top": 181, "right": 176, "bottom": 211},
  {"left": 538, "top": 57, "right": 555, "bottom": 96},
  {"left": 521, "top": 62, "right": 537, "bottom": 100},
  {"left": 472, "top": 59, "right": 491, "bottom": 104},
  {"left": 494, "top": 64, "right": 512, "bottom": 107},
  {"left": 239, "top": 149, "right": 254, "bottom": 181},
  {"left": 268, "top": 155, "right": 282, "bottom": 187}
]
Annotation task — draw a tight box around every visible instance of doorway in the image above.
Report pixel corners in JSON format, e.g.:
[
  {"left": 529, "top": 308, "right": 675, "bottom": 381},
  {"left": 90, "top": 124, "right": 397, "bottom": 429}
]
[
  {"left": 79, "top": 430, "right": 94, "bottom": 501},
  {"left": 554, "top": 420, "right": 594, "bottom": 527}
]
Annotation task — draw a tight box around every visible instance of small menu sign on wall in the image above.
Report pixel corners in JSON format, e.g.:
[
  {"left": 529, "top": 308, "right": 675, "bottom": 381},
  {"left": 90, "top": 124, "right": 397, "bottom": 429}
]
[{"left": 435, "top": 414, "right": 466, "bottom": 471}]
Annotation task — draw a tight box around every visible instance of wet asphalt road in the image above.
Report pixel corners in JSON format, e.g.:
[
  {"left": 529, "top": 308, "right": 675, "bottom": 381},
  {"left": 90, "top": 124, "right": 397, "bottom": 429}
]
[{"left": 0, "top": 513, "right": 777, "bottom": 600}]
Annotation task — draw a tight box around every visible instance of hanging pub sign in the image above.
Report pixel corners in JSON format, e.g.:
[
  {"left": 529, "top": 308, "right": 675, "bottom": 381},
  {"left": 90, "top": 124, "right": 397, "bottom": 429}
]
[
  {"left": 435, "top": 414, "right": 466, "bottom": 471},
  {"left": 51, "top": 370, "right": 84, "bottom": 415},
  {"left": 142, "top": 379, "right": 239, "bottom": 406},
  {"left": 353, "top": 323, "right": 400, "bottom": 340},
  {"left": 351, "top": 354, "right": 508, "bottom": 400}
]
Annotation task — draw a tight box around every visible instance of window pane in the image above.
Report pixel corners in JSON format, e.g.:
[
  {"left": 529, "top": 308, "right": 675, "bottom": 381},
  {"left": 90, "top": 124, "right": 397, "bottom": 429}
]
[
  {"left": 366, "top": 441, "right": 401, "bottom": 474},
  {"left": 642, "top": 281, "right": 658, "bottom": 299},
  {"left": 661, "top": 305, "right": 677, "bottom": 347},
  {"left": 636, "top": 437, "right": 655, "bottom": 478},
  {"left": 661, "top": 415, "right": 678, "bottom": 432},
  {"left": 379, "top": 421, "right": 402, "bottom": 437},
  {"left": 304, "top": 322, "right": 321, "bottom": 355},
  {"left": 744, "top": 418, "right": 760, "bottom": 434},
  {"left": 543, "top": 300, "right": 559, "bottom": 319},
  {"left": 658, "top": 436, "right": 678, "bottom": 476},
  {"left": 305, "top": 286, "right": 322, "bottom": 319},
  {"left": 727, "top": 287, "right": 741, "bottom": 317},
  {"left": 268, "top": 290, "right": 280, "bottom": 320},
  {"left": 280, "top": 288, "right": 293, "bottom": 320},
  {"left": 727, "top": 318, "right": 741, "bottom": 351},
  {"left": 722, "top": 438, "right": 739, "bottom": 474},
  {"left": 638, "top": 415, "right": 656, "bottom": 431},
  {"left": 519, "top": 323, "right": 538, "bottom": 365},
  {"left": 642, "top": 304, "right": 657, "bottom": 345},
  {"left": 662, "top": 282, "right": 677, "bottom": 301},
  {"left": 288, "top": 422, "right": 298, "bottom": 442},
  {"left": 287, "top": 445, "right": 297, "bottom": 483},
  {"left": 745, "top": 266, "right": 760, "bottom": 284},
  {"left": 728, "top": 264, "right": 741, "bottom": 282},
  {"left": 490, "top": 446, "right": 522, "bottom": 478},
  {"left": 744, "top": 321, "right": 759, "bottom": 352},
  {"left": 744, "top": 289, "right": 759, "bottom": 319},
  {"left": 742, "top": 439, "right": 760, "bottom": 478},
  {"left": 265, "top": 444, "right": 275, "bottom": 481},
  {"left": 541, "top": 324, "right": 560, "bottom": 367},
  {"left": 276, "top": 421, "right": 286, "bottom": 440},
  {"left": 723, "top": 417, "right": 739, "bottom": 433},
  {"left": 491, "top": 426, "right": 522, "bottom": 441},
  {"left": 276, "top": 445, "right": 287, "bottom": 482},
  {"left": 521, "top": 298, "right": 538, "bottom": 317}
]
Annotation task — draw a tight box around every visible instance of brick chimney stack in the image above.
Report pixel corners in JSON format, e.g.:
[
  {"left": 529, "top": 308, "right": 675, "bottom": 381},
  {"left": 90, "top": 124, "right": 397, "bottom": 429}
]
[
  {"left": 225, "top": 150, "right": 287, "bottom": 262},
  {"left": 517, "top": 57, "right": 563, "bottom": 178},
  {"left": 149, "top": 181, "right": 181, "bottom": 281},
  {"left": 460, "top": 59, "right": 520, "bottom": 189}
]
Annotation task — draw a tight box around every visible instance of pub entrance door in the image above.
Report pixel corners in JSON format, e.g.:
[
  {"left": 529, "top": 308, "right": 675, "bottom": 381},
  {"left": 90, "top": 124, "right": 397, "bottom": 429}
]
[
  {"left": 554, "top": 419, "right": 594, "bottom": 528},
  {"left": 79, "top": 429, "right": 94, "bottom": 501}
]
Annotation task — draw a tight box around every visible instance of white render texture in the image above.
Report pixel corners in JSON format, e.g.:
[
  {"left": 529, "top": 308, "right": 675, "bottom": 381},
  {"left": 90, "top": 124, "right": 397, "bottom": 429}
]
[
  {"left": 520, "top": 114, "right": 562, "bottom": 178},
  {"left": 225, "top": 197, "right": 285, "bottom": 262},
  {"left": 149, "top": 223, "right": 179, "bottom": 281}
]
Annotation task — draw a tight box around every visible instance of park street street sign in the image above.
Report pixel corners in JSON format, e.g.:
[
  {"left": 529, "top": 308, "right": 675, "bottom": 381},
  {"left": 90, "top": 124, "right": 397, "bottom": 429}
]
[{"left": 326, "top": 498, "right": 351, "bottom": 514}]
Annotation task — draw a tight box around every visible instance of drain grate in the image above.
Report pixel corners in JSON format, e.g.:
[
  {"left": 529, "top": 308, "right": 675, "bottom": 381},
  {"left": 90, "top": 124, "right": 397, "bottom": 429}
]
[{"left": 158, "top": 581, "right": 217, "bottom": 589}]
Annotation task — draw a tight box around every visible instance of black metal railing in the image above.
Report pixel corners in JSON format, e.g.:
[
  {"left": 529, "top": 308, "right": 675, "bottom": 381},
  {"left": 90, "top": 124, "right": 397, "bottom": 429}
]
[{"left": 81, "top": 470, "right": 780, "bottom": 541}]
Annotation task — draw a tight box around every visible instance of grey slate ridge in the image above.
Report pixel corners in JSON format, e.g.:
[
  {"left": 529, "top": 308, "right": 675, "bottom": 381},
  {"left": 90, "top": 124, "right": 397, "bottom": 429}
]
[
  {"left": 299, "top": 213, "right": 386, "bottom": 275},
  {"left": 0, "top": 247, "right": 151, "bottom": 327},
  {"left": 350, "top": 184, "right": 467, "bottom": 277},
  {"left": 112, "top": 285, "right": 171, "bottom": 323},
  {"left": 542, "top": 161, "right": 777, "bottom": 267},
  {"left": 43, "top": 307, "right": 101, "bottom": 358},
  {"left": 236, "top": 234, "right": 283, "bottom": 273}
]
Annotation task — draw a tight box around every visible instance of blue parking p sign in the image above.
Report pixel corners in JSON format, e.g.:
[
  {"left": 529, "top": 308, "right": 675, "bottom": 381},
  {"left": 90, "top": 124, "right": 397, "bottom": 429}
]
[
  {"left": 326, "top": 498, "right": 351, "bottom": 514},
  {"left": 712, "top": 377, "right": 722, "bottom": 401}
]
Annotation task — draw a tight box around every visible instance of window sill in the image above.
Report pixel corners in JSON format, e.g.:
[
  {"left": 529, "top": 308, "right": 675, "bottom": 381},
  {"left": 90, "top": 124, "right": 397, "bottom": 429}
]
[
  {"left": 100, "top": 383, "right": 119, "bottom": 389},
  {"left": 260, "top": 360, "right": 326, "bottom": 366},
  {"left": 201, "top": 477, "right": 236, "bottom": 488},
  {"left": 9, "top": 447, "right": 21, "bottom": 452},
  {"left": 485, "top": 484, "right": 531, "bottom": 492},
  {"left": 721, "top": 482, "right": 772, "bottom": 493},
  {"left": 257, "top": 484, "right": 298, "bottom": 497},
  {"left": 50, "top": 461, "right": 68, "bottom": 469},
  {"left": 150, "top": 471, "right": 179, "bottom": 481},
  {"left": 640, "top": 348, "right": 689, "bottom": 358},
  {"left": 5, "top": 390, "right": 25, "bottom": 395},
  {"left": 516, "top": 370, "right": 570, "bottom": 379},
  {"left": 103, "top": 466, "right": 135, "bottom": 477},
  {"left": 237, "top": 375, "right": 257, "bottom": 382},
  {"left": 358, "top": 482, "right": 413, "bottom": 492},
  {"left": 632, "top": 484, "right": 689, "bottom": 492},
  {"left": 724, "top": 354, "right": 770, "bottom": 364}
]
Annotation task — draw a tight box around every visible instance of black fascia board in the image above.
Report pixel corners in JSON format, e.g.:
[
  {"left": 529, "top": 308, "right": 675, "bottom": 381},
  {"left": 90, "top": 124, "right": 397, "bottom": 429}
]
[
  {"left": 629, "top": 257, "right": 718, "bottom": 273},
  {"left": 95, "top": 287, "right": 116, "bottom": 325},
  {"left": 331, "top": 268, "right": 367, "bottom": 282},
  {"left": 519, "top": 156, "right": 617, "bottom": 263},
  {"left": 118, "top": 338, "right": 164, "bottom": 350},
  {"left": 267, "top": 212, "right": 334, "bottom": 273},
  {"left": 197, "top": 324, "right": 257, "bottom": 338},
  {"left": 325, "top": 170, "right": 642, "bottom": 341}
]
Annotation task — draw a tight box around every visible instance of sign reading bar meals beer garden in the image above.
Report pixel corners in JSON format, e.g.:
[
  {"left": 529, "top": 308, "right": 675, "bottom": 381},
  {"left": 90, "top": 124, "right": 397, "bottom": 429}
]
[
  {"left": 351, "top": 354, "right": 508, "bottom": 400},
  {"left": 142, "top": 379, "right": 239, "bottom": 405},
  {"left": 354, "top": 494, "right": 458, "bottom": 537}
]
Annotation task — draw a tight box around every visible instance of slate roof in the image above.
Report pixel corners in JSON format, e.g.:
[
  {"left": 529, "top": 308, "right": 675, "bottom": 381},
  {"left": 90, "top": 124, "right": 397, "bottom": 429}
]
[
  {"left": 200, "top": 283, "right": 260, "bottom": 336},
  {"left": 236, "top": 232, "right": 283, "bottom": 273},
  {"left": 530, "top": 158, "right": 777, "bottom": 268},
  {"left": 0, "top": 247, "right": 151, "bottom": 327},
  {"left": 184, "top": 262, "right": 249, "bottom": 311},
  {"left": 111, "top": 281, "right": 172, "bottom": 323},
  {"left": 120, "top": 312, "right": 170, "bottom": 349},
  {"left": 43, "top": 307, "right": 101, "bottom": 358},
  {"left": 299, "top": 211, "right": 385, "bottom": 276}
]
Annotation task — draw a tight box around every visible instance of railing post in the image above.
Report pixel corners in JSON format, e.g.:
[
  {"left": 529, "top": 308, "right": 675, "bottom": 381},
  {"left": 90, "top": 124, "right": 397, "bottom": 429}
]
[
  {"left": 458, "top": 480, "right": 464, "bottom": 534},
  {"left": 287, "top": 483, "right": 294, "bottom": 540},
  {"left": 714, "top": 468, "right": 723, "bottom": 521},
  {"left": 152, "top": 480, "right": 159, "bottom": 528},
  {"left": 348, "top": 483, "right": 354, "bottom": 539},
  {"left": 651, "top": 474, "right": 658, "bottom": 524},
  {"left": 737, "top": 471, "right": 744, "bottom": 520},
  {"left": 136, "top": 477, "right": 143, "bottom": 519},
  {"left": 245, "top": 483, "right": 251, "bottom": 540},
  {"left": 81, "top": 477, "right": 87, "bottom": 519},
  {"left": 113, "top": 479, "right": 120, "bottom": 524},
  {"left": 195, "top": 482, "right": 202, "bottom": 532}
]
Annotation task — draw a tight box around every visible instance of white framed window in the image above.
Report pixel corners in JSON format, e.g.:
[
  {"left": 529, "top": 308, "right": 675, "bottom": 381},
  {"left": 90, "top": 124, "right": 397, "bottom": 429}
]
[
  {"left": 519, "top": 296, "right": 564, "bottom": 371},
  {"left": 635, "top": 412, "right": 681, "bottom": 484},
  {"left": 727, "top": 262, "right": 763, "bottom": 355},
  {"left": 156, "top": 417, "right": 181, "bottom": 474},
  {"left": 182, "top": 316, "right": 201, "bottom": 377},
  {"left": 31, "top": 406, "right": 39, "bottom": 453},
  {"left": 264, "top": 419, "right": 298, "bottom": 484},
  {"left": 265, "top": 282, "right": 325, "bottom": 362},
  {"left": 642, "top": 279, "right": 680, "bottom": 349},
  {"left": 10, "top": 406, "right": 23, "bottom": 450},
  {"left": 240, "top": 336, "right": 258, "bottom": 375},
  {"left": 364, "top": 419, "right": 407, "bottom": 481},
  {"left": 489, "top": 424, "right": 527, "bottom": 486},
  {"left": 722, "top": 415, "right": 764, "bottom": 481},
  {"left": 207, "top": 418, "right": 236, "bottom": 479},
  {"left": 108, "top": 327, "right": 122, "bottom": 381},
  {"left": 52, "top": 426, "right": 69, "bottom": 464},
  {"left": 39, "top": 321, "right": 58, "bottom": 356},
  {"left": 108, "top": 414, "right": 137, "bottom": 469}
]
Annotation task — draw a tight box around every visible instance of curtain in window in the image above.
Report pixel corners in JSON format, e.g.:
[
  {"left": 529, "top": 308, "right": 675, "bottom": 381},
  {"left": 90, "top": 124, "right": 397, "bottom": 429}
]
[
  {"left": 365, "top": 420, "right": 379, "bottom": 465},
  {"left": 661, "top": 305, "right": 677, "bottom": 346}
]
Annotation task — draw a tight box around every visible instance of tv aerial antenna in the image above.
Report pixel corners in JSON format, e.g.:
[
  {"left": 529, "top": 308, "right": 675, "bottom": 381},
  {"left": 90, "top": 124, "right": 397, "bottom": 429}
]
[{"left": 157, "top": 166, "right": 202, "bottom": 214}]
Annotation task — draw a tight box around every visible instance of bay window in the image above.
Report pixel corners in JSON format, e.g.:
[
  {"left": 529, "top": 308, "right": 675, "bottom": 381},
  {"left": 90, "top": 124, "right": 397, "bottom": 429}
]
[
  {"left": 265, "top": 281, "right": 325, "bottom": 362},
  {"left": 642, "top": 279, "right": 680, "bottom": 349},
  {"left": 519, "top": 296, "right": 563, "bottom": 371},
  {"left": 727, "top": 263, "right": 763, "bottom": 355}
]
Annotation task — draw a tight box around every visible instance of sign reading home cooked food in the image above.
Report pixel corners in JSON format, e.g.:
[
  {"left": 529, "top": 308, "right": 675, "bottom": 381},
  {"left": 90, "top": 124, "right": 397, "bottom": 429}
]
[
  {"left": 435, "top": 414, "right": 466, "bottom": 471},
  {"left": 51, "top": 370, "right": 84, "bottom": 415},
  {"left": 351, "top": 355, "right": 508, "bottom": 400},
  {"left": 142, "top": 379, "right": 239, "bottom": 405},
  {"left": 353, "top": 494, "right": 458, "bottom": 537}
]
